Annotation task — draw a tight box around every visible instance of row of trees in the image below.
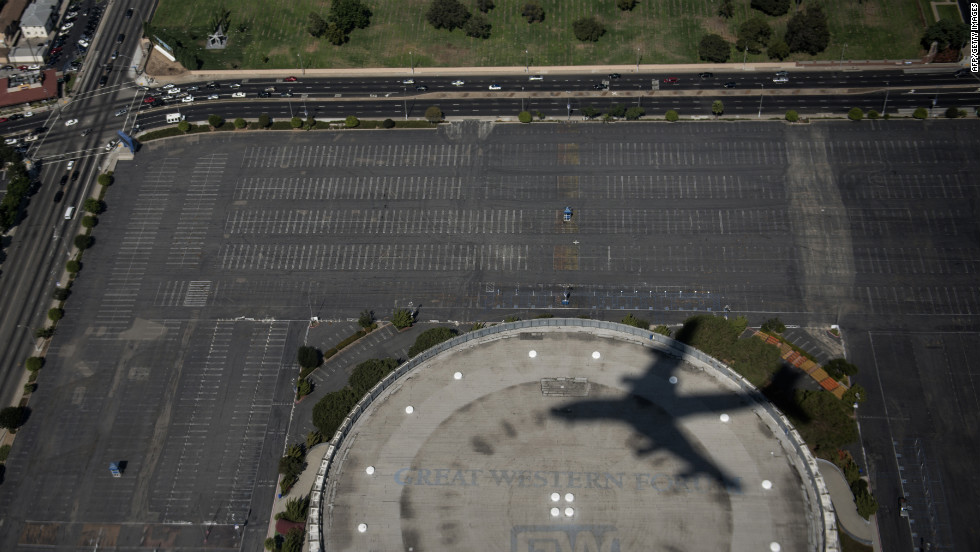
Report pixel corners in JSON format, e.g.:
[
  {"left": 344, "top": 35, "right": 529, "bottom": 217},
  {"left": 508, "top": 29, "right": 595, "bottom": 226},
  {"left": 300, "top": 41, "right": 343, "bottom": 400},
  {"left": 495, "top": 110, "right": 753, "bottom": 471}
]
[
  {"left": 700, "top": 5, "right": 829, "bottom": 63},
  {"left": 0, "top": 148, "right": 33, "bottom": 231},
  {"left": 425, "top": 0, "right": 609, "bottom": 42}
]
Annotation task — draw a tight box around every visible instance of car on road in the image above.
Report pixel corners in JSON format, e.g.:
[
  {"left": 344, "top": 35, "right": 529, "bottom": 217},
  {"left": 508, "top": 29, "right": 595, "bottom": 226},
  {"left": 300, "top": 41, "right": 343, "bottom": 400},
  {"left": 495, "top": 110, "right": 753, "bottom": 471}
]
[
  {"left": 143, "top": 96, "right": 156, "bottom": 103},
  {"left": 228, "top": 82, "right": 241, "bottom": 88},
  {"left": 592, "top": 83, "right": 607, "bottom": 90},
  {"left": 64, "top": 118, "right": 78, "bottom": 126},
  {"left": 125, "top": 8, "right": 133, "bottom": 18},
  {"left": 170, "top": 87, "right": 181, "bottom": 94},
  {"left": 402, "top": 79, "right": 415, "bottom": 84},
  {"left": 529, "top": 75, "right": 544, "bottom": 81},
  {"left": 71, "top": 171, "right": 80, "bottom": 182},
  {"left": 207, "top": 93, "right": 219, "bottom": 100},
  {"left": 663, "top": 77, "right": 678, "bottom": 84},
  {"left": 415, "top": 85, "right": 428, "bottom": 91},
  {"left": 17, "top": 65, "right": 28, "bottom": 70},
  {"left": 206, "top": 81, "right": 219, "bottom": 89},
  {"left": 775, "top": 71, "right": 789, "bottom": 77},
  {"left": 59, "top": 174, "right": 68, "bottom": 185},
  {"left": 80, "top": 128, "right": 92, "bottom": 136},
  {"left": 111, "top": 50, "right": 118, "bottom": 60},
  {"left": 116, "top": 33, "right": 125, "bottom": 43},
  {"left": 66, "top": 160, "right": 74, "bottom": 170},
  {"left": 608, "top": 73, "right": 621, "bottom": 79},
  {"left": 53, "top": 190, "right": 63, "bottom": 203},
  {"left": 24, "top": 134, "right": 38, "bottom": 142},
  {"left": 8, "top": 113, "right": 22, "bottom": 120},
  {"left": 105, "top": 139, "right": 119, "bottom": 151},
  {"left": 280, "top": 91, "right": 293, "bottom": 97},
  {"left": 23, "top": 111, "right": 33, "bottom": 117},
  {"left": 0, "top": 117, "right": 8, "bottom": 123},
  {"left": 488, "top": 84, "right": 502, "bottom": 90},
  {"left": 232, "top": 91, "right": 246, "bottom": 98},
  {"left": 284, "top": 76, "right": 298, "bottom": 82},
  {"left": 772, "top": 76, "right": 789, "bottom": 84},
  {"left": 723, "top": 81, "right": 737, "bottom": 88},
  {"left": 186, "top": 85, "right": 199, "bottom": 91},
  {"left": 162, "top": 83, "right": 175, "bottom": 89},
  {"left": 698, "top": 72, "right": 713, "bottom": 79},
  {"left": 4, "top": 138, "right": 18, "bottom": 145},
  {"left": 954, "top": 68, "right": 970, "bottom": 78},
  {"left": 257, "top": 91, "right": 271, "bottom": 98},
  {"left": 98, "top": 75, "right": 108, "bottom": 87},
  {"left": 451, "top": 80, "right": 464, "bottom": 86},
  {"left": 181, "top": 95, "right": 194, "bottom": 103},
  {"left": 114, "top": 108, "right": 127, "bottom": 116}
]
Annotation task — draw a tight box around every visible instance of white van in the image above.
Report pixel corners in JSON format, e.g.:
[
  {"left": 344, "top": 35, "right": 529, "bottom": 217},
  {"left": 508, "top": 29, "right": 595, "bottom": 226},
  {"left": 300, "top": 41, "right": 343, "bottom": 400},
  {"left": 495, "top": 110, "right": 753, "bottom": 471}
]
[
  {"left": 166, "top": 113, "right": 185, "bottom": 124},
  {"left": 64, "top": 206, "right": 75, "bottom": 220}
]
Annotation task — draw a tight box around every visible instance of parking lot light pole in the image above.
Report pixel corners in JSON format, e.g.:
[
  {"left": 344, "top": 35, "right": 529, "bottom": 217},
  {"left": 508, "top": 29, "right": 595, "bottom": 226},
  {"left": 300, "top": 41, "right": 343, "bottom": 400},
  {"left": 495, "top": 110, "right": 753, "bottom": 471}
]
[
  {"left": 839, "top": 44, "right": 847, "bottom": 69},
  {"left": 525, "top": 49, "right": 528, "bottom": 73},
  {"left": 410, "top": 51, "right": 414, "bottom": 75},
  {"left": 636, "top": 48, "right": 640, "bottom": 73},
  {"left": 881, "top": 82, "right": 889, "bottom": 116},
  {"left": 758, "top": 83, "right": 764, "bottom": 118},
  {"left": 297, "top": 53, "right": 304, "bottom": 76}
]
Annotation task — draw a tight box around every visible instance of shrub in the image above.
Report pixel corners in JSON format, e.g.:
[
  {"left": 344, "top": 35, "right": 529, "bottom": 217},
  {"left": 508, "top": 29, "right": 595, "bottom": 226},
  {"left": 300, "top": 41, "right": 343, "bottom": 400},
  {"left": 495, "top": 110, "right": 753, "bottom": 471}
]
[
  {"left": 767, "top": 39, "right": 790, "bottom": 61},
  {"left": 791, "top": 389, "right": 858, "bottom": 452},
  {"left": 867, "top": 110, "right": 880, "bottom": 119},
  {"left": 297, "top": 346, "right": 322, "bottom": 370},
  {"left": 912, "top": 107, "right": 928, "bottom": 119},
  {"left": 0, "top": 406, "right": 29, "bottom": 432},
  {"left": 607, "top": 104, "right": 626, "bottom": 118},
  {"left": 426, "top": 0, "right": 472, "bottom": 31},
  {"left": 47, "top": 308, "right": 63, "bottom": 322},
  {"left": 581, "top": 105, "right": 600, "bottom": 119},
  {"left": 842, "top": 383, "right": 867, "bottom": 405},
  {"left": 392, "top": 308, "right": 414, "bottom": 329},
  {"left": 177, "top": 121, "right": 190, "bottom": 133},
  {"left": 653, "top": 325, "right": 672, "bottom": 337},
  {"left": 621, "top": 313, "right": 649, "bottom": 329},
  {"left": 53, "top": 287, "right": 70, "bottom": 301},
  {"left": 518, "top": 110, "right": 532, "bottom": 123},
  {"left": 785, "top": 109, "right": 799, "bottom": 122},
  {"left": 279, "top": 495, "right": 310, "bottom": 523},
  {"left": 83, "top": 198, "right": 104, "bottom": 214},
  {"left": 234, "top": 117, "right": 247, "bottom": 129},
  {"left": 97, "top": 173, "right": 114, "bottom": 186},
  {"left": 259, "top": 113, "right": 271, "bottom": 127},
  {"left": 306, "top": 430, "right": 324, "bottom": 448},
  {"left": 408, "top": 327, "right": 458, "bottom": 357},
  {"left": 23, "top": 383, "right": 36, "bottom": 394},
  {"left": 503, "top": 315, "right": 521, "bottom": 322},
  {"left": 358, "top": 310, "right": 374, "bottom": 328},
  {"left": 712, "top": 100, "right": 724, "bottom": 116},
  {"left": 751, "top": 0, "right": 789, "bottom": 16},
  {"left": 823, "top": 358, "right": 859, "bottom": 380},
  {"left": 296, "top": 377, "right": 313, "bottom": 400},
  {"left": 616, "top": 0, "right": 637, "bottom": 10},
  {"left": 74, "top": 234, "right": 93, "bottom": 250},
  {"left": 847, "top": 107, "right": 864, "bottom": 121},
  {"left": 0, "top": 444, "right": 10, "bottom": 462},
  {"left": 424, "top": 106, "right": 443, "bottom": 123},
  {"left": 382, "top": 118, "right": 395, "bottom": 128},
  {"left": 760, "top": 318, "right": 786, "bottom": 334},
  {"left": 25, "top": 357, "right": 43, "bottom": 372},
  {"left": 464, "top": 13, "right": 491, "bottom": 38},
  {"left": 207, "top": 114, "right": 224, "bottom": 128},
  {"left": 944, "top": 106, "right": 961, "bottom": 119},
  {"left": 312, "top": 387, "right": 358, "bottom": 436},
  {"left": 34, "top": 326, "right": 55, "bottom": 339},
  {"left": 66, "top": 260, "right": 81, "bottom": 273},
  {"left": 291, "top": 117, "right": 303, "bottom": 128},
  {"left": 624, "top": 106, "right": 645, "bottom": 120},
  {"left": 349, "top": 358, "right": 399, "bottom": 395},
  {"left": 477, "top": 0, "right": 494, "bottom": 13},
  {"left": 345, "top": 115, "right": 360, "bottom": 128},
  {"left": 665, "top": 109, "right": 679, "bottom": 122},
  {"left": 572, "top": 17, "right": 605, "bottom": 42},
  {"left": 81, "top": 215, "right": 97, "bottom": 228},
  {"left": 305, "top": 116, "right": 317, "bottom": 129}
]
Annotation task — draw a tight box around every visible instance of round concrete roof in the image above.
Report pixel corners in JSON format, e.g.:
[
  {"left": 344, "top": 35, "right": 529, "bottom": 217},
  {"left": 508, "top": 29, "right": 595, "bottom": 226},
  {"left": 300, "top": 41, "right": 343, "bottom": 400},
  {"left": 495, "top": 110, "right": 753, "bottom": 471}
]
[{"left": 319, "top": 326, "right": 818, "bottom": 551}]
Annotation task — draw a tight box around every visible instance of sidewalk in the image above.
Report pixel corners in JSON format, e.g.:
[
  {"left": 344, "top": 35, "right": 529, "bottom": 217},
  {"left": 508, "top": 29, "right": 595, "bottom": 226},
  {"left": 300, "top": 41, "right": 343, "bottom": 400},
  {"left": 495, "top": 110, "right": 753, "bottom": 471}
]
[
  {"left": 266, "top": 443, "right": 330, "bottom": 541},
  {"left": 816, "top": 459, "right": 874, "bottom": 545}
]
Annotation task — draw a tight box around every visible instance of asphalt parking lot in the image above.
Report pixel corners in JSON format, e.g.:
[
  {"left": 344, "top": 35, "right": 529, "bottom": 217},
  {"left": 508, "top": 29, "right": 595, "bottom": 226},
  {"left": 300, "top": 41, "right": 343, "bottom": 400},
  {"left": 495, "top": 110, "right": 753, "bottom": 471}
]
[{"left": 0, "top": 119, "right": 976, "bottom": 551}]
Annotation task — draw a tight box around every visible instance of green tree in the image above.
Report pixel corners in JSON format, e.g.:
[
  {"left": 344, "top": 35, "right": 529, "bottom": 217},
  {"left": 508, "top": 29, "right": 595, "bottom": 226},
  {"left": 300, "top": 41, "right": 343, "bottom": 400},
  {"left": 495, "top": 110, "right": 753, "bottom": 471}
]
[
  {"left": 767, "top": 39, "right": 790, "bottom": 61},
  {"left": 624, "top": 106, "right": 645, "bottom": 120},
  {"left": 345, "top": 115, "right": 360, "bottom": 128},
  {"left": 847, "top": 107, "right": 864, "bottom": 121},
  {"left": 280, "top": 495, "right": 310, "bottom": 523},
  {"left": 522, "top": 3, "right": 545, "bottom": 23},
  {"left": 282, "top": 528, "right": 305, "bottom": 552},
  {"left": 66, "top": 260, "right": 81, "bottom": 273},
  {"left": 855, "top": 483, "right": 878, "bottom": 519},
  {"left": 717, "top": 0, "right": 734, "bottom": 18},
  {"left": 424, "top": 106, "right": 443, "bottom": 123},
  {"left": 259, "top": 113, "right": 271, "bottom": 128},
  {"left": 234, "top": 117, "right": 247, "bottom": 129},
  {"left": 0, "top": 444, "right": 10, "bottom": 462},
  {"left": 736, "top": 16, "right": 772, "bottom": 54},
  {"left": 408, "top": 327, "right": 458, "bottom": 357},
  {"left": 785, "top": 5, "right": 830, "bottom": 55},
  {"left": 464, "top": 13, "right": 491, "bottom": 38},
  {"left": 25, "top": 357, "right": 43, "bottom": 372},
  {"left": 306, "top": 430, "right": 324, "bottom": 448},
  {"left": 358, "top": 310, "right": 374, "bottom": 328},
  {"left": 54, "top": 287, "right": 71, "bottom": 300},
  {"left": 665, "top": 109, "right": 679, "bottom": 122},
  {"left": 944, "top": 106, "right": 961, "bottom": 119},
  {"left": 0, "top": 406, "right": 29, "bottom": 432},
  {"left": 177, "top": 120, "right": 190, "bottom": 132},
  {"left": 785, "top": 109, "right": 799, "bottom": 122},
  {"left": 308, "top": 12, "right": 328, "bottom": 37},
  {"left": 823, "top": 358, "right": 859, "bottom": 380},
  {"left": 621, "top": 313, "right": 649, "bottom": 329},
  {"left": 921, "top": 19, "right": 968, "bottom": 51},
  {"left": 751, "top": 0, "right": 789, "bottom": 16},
  {"left": 616, "top": 0, "right": 637, "bottom": 10},
  {"left": 48, "top": 308, "right": 63, "bottom": 322},
  {"left": 97, "top": 173, "right": 113, "bottom": 186},
  {"left": 312, "top": 387, "right": 357, "bottom": 436},
  {"left": 791, "top": 389, "right": 858, "bottom": 452},
  {"left": 297, "top": 346, "right": 322, "bottom": 370},
  {"left": 698, "top": 34, "right": 731, "bottom": 63},
  {"left": 73, "top": 234, "right": 93, "bottom": 250},
  {"left": 760, "top": 318, "right": 786, "bottom": 333},
  {"left": 572, "top": 17, "right": 605, "bottom": 42},
  {"left": 296, "top": 377, "right": 313, "bottom": 399},
  {"left": 329, "top": 0, "right": 372, "bottom": 34},
  {"left": 912, "top": 107, "right": 928, "bottom": 119},
  {"left": 264, "top": 535, "right": 283, "bottom": 552},
  {"left": 581, "top": 105, "right": 600, "bottom": 119},
  {"left": 867, "top": 110, "right": 880, "bottom": 119},
  {"left": 83, "top": 198, "right": 104, "bottom": 214},
  {"left": 81, "top": 215, "right": 98, "bottom": 228},
  {"left": 653, "top": 325, "right": 672, "bottom": 337},
  {"left": 518, "top": 110, "right": 533, "bottom": 123},
  {"left": 207, "top": 114, "right": 224, "bottom": 128},
  {"left": 291, "top": 116, "right": 303, "bottom": 128},
  {"left": 712, "top": 100, "right": 724, "bottom": 116},
  {"left": 349, "top": 358, "right": 399, "bottom": 395},
  {"left": 607, "top": 104, "right": 626, "bottom": 118},
  {"left": 392, "top": 308, "right": 414, "bottom": 329},
  {"left": 842, "top": 383, "right": 867, "bottom": 405},
  {"left": 477, "top": 0, "right": 495, "bottom": 13},
  {"left": 324, "top": 22, "right": 348, "bottom": 45},
  {"left": 34, "top": 326, "right": 55, "bottom": 339},
  {"left": 382, "top": 118, "right": 395, "bottom": 128},
  {"left": 426, "top": 0, "right": 471, "bottom": 30}
]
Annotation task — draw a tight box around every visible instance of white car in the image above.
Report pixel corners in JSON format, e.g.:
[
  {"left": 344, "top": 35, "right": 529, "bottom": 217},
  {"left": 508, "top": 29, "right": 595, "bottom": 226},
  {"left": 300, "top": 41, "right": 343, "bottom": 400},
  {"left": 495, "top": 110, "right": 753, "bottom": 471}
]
[
  {"left": 4, "top": 138, "right": 18, "bottom": 145},
  {"left": 451, "top": 80, "right": 464, "bottom": 86},
  {"left": 23, "top": 111, "right": 34, "bottom": 117},
  {"left": 488, "top": 84, "right": 502, "bottom": 90},
  {"left": 78, "top": 39, "right": 90, "bottom": 47},
  {"left": 60, "top": 22, "right": 73, "bottom": 30},
  {"left": 528, "top": 75, "right": 544, "bottom": 81},
  {"left": 207, "top": 93, "right": 219, "bottom": 100},
  {"left": 24, "top": 134, "right": 38, "bottom": 142},
  {"left": 181, "top": 95, "right": 194, "bottom": 103},
  {"left": 229, "top": 83, "right": 241, "bottom": 88},
  {"left": 27, "top": 64, "right": 39, "bottom": 70},
  {"left": 231, "top": 91, "right": 246, "bottom": 98},
  {"left": 114, "top": 108, "right": 128, "bottom": 116},
  {"left": 67, "top": 160, "right": 75, "bottom": 170},
  {"left": 64, "top": 118, "right": 78, "bottom": 126},
  {"left": 162, "top": 83, "right": 175, "bottom": 89},
  {"left": 170, "top": 87, "right": 181, "bottom": 94},
  {"left": 402, "top": 79, "right": 414, "bottom": 84}
]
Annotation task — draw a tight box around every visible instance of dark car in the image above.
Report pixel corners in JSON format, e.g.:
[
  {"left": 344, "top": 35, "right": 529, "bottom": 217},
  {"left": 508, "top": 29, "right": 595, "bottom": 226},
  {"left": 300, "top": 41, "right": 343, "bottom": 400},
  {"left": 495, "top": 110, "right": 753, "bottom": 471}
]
[
  {"left": 53, "top": 190, "right": 64, "bottom": 203},
  {"left": 608, "top": 73, "right": 621, "bottom": 79},
  {"left": 592, "top": 83, "right": 606, "bottom": 90},
  {"left": 280, "top": 91, "right": 293, "bottom": 97},
  {"left": 71, "top": 171, "right": 80, "bottom": 182},
  {"left": 954, "top": 68, "right": 971, "bottom": 78},
  {"left": 257, "top": 91, "right": 272, "bottom": 98},
  {"left": 9, "top": 113, "right": 23, "bottom": 120},
  {"left": 206, "top": 82, "right": 219, "bottom": 89},
  {"left": 98, "top": 75, "right": 108, "bottom": 87},
  {"left": 723, "top": 81, "right": 737, "bottom": 88},
  {"left": 116, "top": 33, "right": 125, "bottom": 43},
  {"left": 698, "top": 72, "right": 713, "bottom": 79},
  {"left": 34, "top": 126, "right": 47, "bottom": 133},
  {"left": 59, "top": 174, "right": 68, "bottom": 185},
  {"left": 125, "top": 8, "right": 134, "bottom": 18}
]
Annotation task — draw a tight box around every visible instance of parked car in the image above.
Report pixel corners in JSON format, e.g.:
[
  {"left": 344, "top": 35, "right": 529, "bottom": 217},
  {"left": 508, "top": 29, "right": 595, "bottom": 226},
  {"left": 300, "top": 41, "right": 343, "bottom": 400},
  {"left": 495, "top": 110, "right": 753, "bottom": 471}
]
[
  {"left": 116, "top": 33, "right": 125, "bottom": 43},
  {"left": 143, "top": 96, "right": 156, "bottom": 103},
  {"left": 257, "top": 91, "right": 271, "bottom": 98},
  {"left": 181, "top": 95, "right": 194, "bottom": 103},
  {"left": 66, "top": 160, "right": 74, "bottom": 170},
  {"left": 125, "top": 8, "right": 134, "bottom": 18}
]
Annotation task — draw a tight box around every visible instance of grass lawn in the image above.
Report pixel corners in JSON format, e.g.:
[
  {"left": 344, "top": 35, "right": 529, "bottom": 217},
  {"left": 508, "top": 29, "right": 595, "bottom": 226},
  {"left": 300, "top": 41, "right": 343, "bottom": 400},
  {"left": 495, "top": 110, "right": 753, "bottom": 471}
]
[
  {"left": 150, "top": 0, "right": 930, "bottom": 70},
  {"left": 935, "top": 3, "right": 963, "bottom": 22}
]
